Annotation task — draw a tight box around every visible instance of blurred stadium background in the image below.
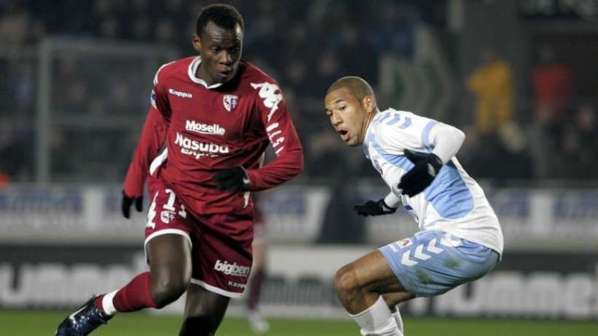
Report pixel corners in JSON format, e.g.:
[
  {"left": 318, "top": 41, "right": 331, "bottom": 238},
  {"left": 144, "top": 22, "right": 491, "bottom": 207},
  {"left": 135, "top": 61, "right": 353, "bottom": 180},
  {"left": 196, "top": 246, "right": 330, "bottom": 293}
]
[{"left": 1, "top": 0, "right": 598, "bottom": 335}]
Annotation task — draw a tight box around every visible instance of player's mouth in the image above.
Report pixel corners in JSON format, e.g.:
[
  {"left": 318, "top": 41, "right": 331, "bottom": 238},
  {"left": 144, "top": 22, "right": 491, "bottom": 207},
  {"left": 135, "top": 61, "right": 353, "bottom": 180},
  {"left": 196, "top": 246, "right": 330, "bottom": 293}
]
[
  {"left": 216, "top": 68, "right": 234, "bottom": 82},
  {"left": 337, "top": 129, "right": 349, "bottom": 141}
]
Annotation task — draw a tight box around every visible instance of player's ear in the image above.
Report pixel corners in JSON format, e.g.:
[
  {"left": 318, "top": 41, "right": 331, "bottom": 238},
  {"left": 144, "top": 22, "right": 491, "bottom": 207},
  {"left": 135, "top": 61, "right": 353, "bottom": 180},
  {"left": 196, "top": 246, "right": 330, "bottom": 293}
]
[
  {"left": 362, "top": 95, "right": 376, "bottom": 114},
  {"left": 192, "top": 34, "right": 202, "bottom": 52}
]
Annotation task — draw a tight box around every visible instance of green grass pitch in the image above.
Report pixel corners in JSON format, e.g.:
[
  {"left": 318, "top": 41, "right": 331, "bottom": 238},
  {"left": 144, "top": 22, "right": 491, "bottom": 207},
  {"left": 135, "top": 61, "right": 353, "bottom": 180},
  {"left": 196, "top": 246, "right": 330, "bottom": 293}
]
[{"left": 2, "top": 310, "right": 597, "bottom": 335}]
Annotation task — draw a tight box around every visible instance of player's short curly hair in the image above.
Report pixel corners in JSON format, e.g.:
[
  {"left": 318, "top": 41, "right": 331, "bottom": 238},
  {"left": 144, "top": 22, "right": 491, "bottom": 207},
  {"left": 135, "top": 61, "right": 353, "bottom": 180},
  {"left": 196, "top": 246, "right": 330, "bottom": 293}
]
[{"left": 196, "top": 4, "right": 244, "bottom": 36}]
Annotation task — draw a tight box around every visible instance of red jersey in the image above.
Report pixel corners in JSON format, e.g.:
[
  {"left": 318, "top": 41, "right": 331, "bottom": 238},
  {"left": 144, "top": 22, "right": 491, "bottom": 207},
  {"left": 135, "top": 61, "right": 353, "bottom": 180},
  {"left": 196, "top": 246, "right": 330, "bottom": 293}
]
[{"left": 123, "top": 57, "right": 303, "bottom": 215}]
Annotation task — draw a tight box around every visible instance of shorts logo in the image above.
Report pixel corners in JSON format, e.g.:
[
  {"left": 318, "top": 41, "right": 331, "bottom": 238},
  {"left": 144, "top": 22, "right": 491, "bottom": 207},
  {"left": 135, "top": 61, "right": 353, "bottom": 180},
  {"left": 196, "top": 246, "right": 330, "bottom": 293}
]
[
  {"left": 214, "top": 259, "right": 250, "bottom": 277},
  {"left": 222, "top": 95, "right": 238, "bottom": 112},
  {"left": 400, "top": 238, "right": 449, "bottom": 267},
  {"left": 398, "top": 238, "right": 412, "bottom": 248},
  {"left": 227, "top": 281, "right": 246, "bottom": 289},
  {"left": 160, "top": 210, "right": 175, "bottom": 224}
]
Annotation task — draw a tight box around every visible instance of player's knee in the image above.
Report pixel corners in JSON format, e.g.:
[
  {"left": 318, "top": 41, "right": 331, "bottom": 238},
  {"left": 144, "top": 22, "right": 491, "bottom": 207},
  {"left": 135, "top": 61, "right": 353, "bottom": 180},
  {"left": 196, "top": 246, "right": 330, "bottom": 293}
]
[
  {"left": 151, "top": 273, "right": 190, "bottom": 308},
  {"left": 334, "top": 264, "right": 360, "bottom": 300}
]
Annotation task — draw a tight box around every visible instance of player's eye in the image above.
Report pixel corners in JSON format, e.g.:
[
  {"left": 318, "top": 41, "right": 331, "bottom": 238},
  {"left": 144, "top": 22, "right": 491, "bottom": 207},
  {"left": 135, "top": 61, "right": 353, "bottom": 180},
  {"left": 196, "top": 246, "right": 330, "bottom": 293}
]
[{"left": 211, "top": 47, "right": 221, "bottom": 53}]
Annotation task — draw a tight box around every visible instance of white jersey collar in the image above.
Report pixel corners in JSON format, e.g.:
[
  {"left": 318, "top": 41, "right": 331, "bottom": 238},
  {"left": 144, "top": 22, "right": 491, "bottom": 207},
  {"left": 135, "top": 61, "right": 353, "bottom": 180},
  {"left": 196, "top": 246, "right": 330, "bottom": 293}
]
[{"left": 187, "top": 56, "right": 223, "bottom": 89}]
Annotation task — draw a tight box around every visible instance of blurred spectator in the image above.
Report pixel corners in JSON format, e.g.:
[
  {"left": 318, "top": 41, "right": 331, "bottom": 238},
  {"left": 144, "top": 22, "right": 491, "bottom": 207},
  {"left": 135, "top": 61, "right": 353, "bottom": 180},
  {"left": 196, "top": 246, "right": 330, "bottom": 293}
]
[
  {"left": 466, "top": 50, "right": 514, "bottom": 135},
  {"left": 0, "top": 1, "right": 29, "bottom": 46},
  {"left": 0, "top": 120, "right": 34, "bottom": 182},
  {"left": 154, "top": 19, "right": 176, "bottom": 46},
  {"left": 461, "top": 122, "right": 532, "bottom": 183},
  {"left": 527, "top": 104, "right": 563, "bottom": 179},
  {"left": 531, "top": 45, "right": 572, "bottom": 124},
  {"left": 555, "top": 103, "right": 598, "bottom": 179},
  {"left": 5, "top": 0, "right": 552, "bottom": 186}
]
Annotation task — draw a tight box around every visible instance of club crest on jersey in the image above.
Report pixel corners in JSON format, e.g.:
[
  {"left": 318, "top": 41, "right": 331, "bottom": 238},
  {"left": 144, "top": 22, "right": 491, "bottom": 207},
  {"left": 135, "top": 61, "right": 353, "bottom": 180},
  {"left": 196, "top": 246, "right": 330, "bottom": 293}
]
[{"left": 222, "top": 95, "right": 238, "bottom": 112}]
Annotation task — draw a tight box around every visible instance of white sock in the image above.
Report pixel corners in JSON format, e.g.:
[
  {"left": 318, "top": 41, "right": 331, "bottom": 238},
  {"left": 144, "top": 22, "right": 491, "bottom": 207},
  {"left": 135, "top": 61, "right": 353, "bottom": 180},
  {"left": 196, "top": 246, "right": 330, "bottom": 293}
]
[
  {"left": 350, "top": 296, "right": 403, "bottom": 336},
  {"left": 101, "top": 290, "right": 118, "bottom": 316},
  {"left": 392, "top": 305, "right": 404, "bottom": 334}
]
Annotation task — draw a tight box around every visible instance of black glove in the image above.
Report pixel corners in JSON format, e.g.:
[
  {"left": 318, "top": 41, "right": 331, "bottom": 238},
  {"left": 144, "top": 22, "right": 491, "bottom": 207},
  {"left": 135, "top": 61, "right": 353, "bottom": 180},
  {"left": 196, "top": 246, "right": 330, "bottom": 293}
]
[
  {"left": 354, "top": 199, "right": 397, "bottom": 216},
  {"left": 121, "top": 191, "right": 143, "bottom": 219},
  {"left": 214, "top": 166, "right": 250, "bottom": 192},
  {"left": 398, "top": 149, "right": 443, "bottom": 197}
]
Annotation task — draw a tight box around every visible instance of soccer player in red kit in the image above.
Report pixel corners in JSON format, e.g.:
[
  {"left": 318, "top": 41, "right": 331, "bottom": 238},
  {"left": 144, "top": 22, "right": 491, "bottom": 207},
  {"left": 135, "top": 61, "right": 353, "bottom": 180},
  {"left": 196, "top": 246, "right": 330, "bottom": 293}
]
[{"left": 56, "top": 4, "right": 303, "bottom": 336}]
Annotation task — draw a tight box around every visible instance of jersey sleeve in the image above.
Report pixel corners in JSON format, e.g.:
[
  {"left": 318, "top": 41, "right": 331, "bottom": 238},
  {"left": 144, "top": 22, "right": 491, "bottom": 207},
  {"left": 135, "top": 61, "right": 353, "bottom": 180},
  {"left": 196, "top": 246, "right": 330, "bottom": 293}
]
[
  {"left": 376, "top": 111, "right": 464, "bottom": 163},
  {"left": 245, "top": 81, "right": 304, "bottom": 191},
  {"left": 122, "top": 65, "right": 171, "bottom": 197}
]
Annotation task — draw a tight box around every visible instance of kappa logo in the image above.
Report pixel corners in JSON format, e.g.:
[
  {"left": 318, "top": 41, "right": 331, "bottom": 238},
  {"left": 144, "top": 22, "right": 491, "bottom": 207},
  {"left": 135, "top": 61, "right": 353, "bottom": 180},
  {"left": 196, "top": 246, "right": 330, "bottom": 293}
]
[
  {"left": 251, "top": 82, "right": 283, "bottom": 122},
  {"left": 222, "top": 95, "right": 238, "bottom": 112},
  {"left": 168, "top": 88, "right": 192, "bottom": 99}
]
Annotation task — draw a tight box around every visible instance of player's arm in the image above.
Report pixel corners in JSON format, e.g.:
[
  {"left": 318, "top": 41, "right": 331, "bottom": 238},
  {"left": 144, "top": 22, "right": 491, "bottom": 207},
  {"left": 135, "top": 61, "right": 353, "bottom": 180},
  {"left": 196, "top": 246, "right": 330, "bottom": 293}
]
[
  {"left": 214, "top": 82, "right": 304, "bottom": 192},
  {"left": 398, "top": 121, "right": 465, "bottom": 197},
  {"left": 122, "top": 108, "right": 168, "bottom": 209},
  {"left": 246, "top": 82, "right": 304, "bottom": 191},
  {"left": 354, "top": 194, "right": 399, "bottom": 217},
  {"left": 427, "top": 122, "right": 466, "bottom": 164},
  {"left": 121, "top": 69, "right": 171, "bottom": 218}
]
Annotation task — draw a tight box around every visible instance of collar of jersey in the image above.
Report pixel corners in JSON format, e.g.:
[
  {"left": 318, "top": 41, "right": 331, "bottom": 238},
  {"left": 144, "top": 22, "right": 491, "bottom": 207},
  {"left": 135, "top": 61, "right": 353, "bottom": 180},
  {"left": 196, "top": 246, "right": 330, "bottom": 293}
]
[
  {"left": 187, "top": 56, "right": 223, "bottom": 89},
  {"left": 362, "top": 118, "right": 376, "bottom": 158}
]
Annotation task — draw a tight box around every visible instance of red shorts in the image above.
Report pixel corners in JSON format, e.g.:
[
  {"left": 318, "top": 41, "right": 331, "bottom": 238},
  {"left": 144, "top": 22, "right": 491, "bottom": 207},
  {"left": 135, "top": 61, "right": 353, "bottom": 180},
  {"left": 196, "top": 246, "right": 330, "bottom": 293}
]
[{"left": 144, "top": 178, "right": 254, "bottom": 298}]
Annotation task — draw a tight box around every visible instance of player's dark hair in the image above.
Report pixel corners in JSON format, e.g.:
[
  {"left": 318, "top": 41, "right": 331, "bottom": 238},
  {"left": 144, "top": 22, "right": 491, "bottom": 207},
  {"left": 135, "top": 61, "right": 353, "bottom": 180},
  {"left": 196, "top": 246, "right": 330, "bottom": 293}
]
[{"left": 196, "top": 4, "right": 244, "bottom": 36}]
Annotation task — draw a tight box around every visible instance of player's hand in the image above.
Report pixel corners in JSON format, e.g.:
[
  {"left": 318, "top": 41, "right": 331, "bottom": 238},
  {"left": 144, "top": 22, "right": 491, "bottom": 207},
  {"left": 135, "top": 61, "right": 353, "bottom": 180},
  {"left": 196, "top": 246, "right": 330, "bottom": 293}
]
[
  {"left": 121, "top": 191, "right": 143, "bottom": 219},
  {"left": 214, "top": 166, "right": 250, "bottom": 192},
  {"left": 398, "top": 150, "right": 443, "bottom": 197},
  {"left": 353, "top": 199, "right": 397, "bottom": 216}
]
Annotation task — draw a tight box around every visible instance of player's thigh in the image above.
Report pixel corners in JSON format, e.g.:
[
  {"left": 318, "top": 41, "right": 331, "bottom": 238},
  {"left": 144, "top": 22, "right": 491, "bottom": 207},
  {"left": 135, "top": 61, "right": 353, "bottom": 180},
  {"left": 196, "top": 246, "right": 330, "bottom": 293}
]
[
  {"left": 190, "top": 210, "right": 253, "bottom": 298},
  {"left": 147, "top": 234, "right": 192, "bottom": 280},
  {"left": 144, "top": 179, "right": 193, "bottom": 282},
  {"left": 338, "top": 249, "right": 408, "bottom": 294},
  {"left": 184, "top": 284, "right": 230, "bottom": 319},
  {"left": 380, "top": 230, "right": 499, "bottom": 297}
]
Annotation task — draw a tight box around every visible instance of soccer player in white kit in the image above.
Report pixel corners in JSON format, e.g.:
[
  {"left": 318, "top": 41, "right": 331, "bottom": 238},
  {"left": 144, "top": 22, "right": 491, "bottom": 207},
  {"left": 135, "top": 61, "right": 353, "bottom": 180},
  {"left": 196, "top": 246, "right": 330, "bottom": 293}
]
[{"left": 324, "top": 76, "right": 503, "bottom": 336}]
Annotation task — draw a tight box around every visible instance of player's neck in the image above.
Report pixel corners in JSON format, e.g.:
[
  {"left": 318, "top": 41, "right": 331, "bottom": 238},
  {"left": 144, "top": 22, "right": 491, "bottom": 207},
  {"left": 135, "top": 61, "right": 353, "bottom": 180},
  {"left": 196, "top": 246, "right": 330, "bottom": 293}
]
[
  {"left": 363, "top": 109, "right": 378, "bottom": 132},
  {"left": 196, "top": 65, "right": 216, "bottom": 86},
  {"left": 360, "top": 109, "right": 378, "bottom": 143}
]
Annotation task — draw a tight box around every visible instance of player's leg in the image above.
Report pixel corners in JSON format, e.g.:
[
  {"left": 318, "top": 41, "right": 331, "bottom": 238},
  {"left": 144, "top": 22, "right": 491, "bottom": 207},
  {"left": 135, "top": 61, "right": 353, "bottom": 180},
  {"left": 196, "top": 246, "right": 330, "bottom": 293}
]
[
  {"left": 178, "top": 209, "right": 254, "bottom": 335},
  {"left": 335, "top": 250, "right": 413, "bottom": 336},
  {"left": 56, "top": 180, "right": 192, "bottom": 336},
  {"left": 382, "top": 293, "right": 411, "bottom": 333},
  {"left": 55, "top": 234, "right": 191, "bottom": 336},
  {"left": 179, "top": 284, "right": 230, "bottom": 336},
  {"left": 103, "top": 234, "right": 192, "bottom": 313},
  {"left": 104, "top": 234, "right": 192, "bottom": 312},
  {"left": 374, "top": 230, "right": 501, "bottom": 335},
  {"left": 246, "top": 219, "right": 269, "bottom": 334},
  {"left": 103, "top": 184, "right": 193, "bottom": 312}
]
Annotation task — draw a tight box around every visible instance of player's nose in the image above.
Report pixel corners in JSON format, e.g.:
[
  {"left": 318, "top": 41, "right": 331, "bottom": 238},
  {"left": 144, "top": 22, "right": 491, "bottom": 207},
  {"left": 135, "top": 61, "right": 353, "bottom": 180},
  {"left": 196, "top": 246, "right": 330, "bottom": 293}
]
[
  {"left": 330, "top": 113, "right": 342, "bottom": 126},
  {"left": 220, "top": 51, "right": 234, "bottom": 65}
]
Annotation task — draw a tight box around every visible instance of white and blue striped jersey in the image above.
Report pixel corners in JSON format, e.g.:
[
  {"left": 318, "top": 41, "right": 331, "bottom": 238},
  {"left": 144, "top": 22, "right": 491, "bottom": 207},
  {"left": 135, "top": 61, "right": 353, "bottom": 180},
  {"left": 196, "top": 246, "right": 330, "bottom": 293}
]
[{"left": 363, "top": 108, "right": 504, "bottom": 254}]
